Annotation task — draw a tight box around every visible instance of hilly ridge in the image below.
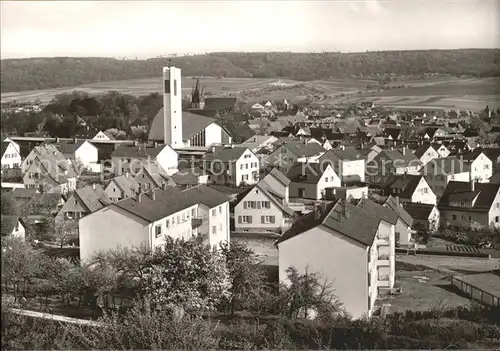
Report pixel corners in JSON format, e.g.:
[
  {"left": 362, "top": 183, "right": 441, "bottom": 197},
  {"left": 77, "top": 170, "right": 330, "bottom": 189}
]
[{"left": 1, "top": 49, "right": 499, "bottom": 93}]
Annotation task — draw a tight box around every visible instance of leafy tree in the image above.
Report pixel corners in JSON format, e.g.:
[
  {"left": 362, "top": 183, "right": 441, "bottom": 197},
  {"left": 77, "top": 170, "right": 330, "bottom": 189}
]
[
  {"left": 1, "top": 193, "right": 20, "bottom": 216},
  {"left": 54, "top": 219, "right": 79, "bottom": 248}
]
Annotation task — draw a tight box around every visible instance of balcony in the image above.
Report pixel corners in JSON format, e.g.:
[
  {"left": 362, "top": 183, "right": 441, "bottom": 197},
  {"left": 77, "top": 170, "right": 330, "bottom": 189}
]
[
  {"left": 191, "top": 216, "right": 208, "bottom": 229},
  {"left": 376, "top": 253, "right": 390, "bottom": 267},
  {"left": 378, "top": 274, "right": 390, "bottom": 288}
]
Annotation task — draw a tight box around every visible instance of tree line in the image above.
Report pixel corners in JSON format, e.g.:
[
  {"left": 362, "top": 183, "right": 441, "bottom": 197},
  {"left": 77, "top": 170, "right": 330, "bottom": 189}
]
[{"left": 2, "top": 49, "right": 499, "bottom": 92}]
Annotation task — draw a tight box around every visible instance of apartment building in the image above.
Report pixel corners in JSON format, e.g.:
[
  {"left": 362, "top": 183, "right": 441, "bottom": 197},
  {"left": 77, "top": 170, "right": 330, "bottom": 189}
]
[
  {"left": 79, "top": 185, "right": 230, "bottom": 263},
  {"left": 276, "top": 199, "right": 396, "bottom": 320}
]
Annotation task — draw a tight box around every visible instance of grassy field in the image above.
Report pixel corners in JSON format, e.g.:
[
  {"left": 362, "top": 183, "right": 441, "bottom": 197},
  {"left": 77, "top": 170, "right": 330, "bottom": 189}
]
[{"left": 2, "top": 75, "right": 499, "bottom": 112}]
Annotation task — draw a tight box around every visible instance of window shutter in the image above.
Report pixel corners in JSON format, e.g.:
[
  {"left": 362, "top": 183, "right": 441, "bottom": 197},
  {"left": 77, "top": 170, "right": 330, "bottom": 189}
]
[
  {"left": 270, "top": 216, "right": 275, "bottom": 224},
  {"left": 249, "top": 216, "right": 252, "bottom": 224},
  {"left": 261, "top": 216, "right": 265, "bottom": 224},
  {"left": 257, "top": 202, "right": 261, "bottom": 209},
  {"left": 238, "top": 216, "right": 242, "bottom": 224},
  {"left": 243, "top": 201, "right": 247, "bottom": 209}
]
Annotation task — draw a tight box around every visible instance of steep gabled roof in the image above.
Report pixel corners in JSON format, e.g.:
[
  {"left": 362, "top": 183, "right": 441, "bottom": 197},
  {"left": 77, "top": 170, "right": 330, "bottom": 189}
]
[
  {"left": 277, "top": 200, "right": 381, "bottom": 247},
  {"left": 287, "top": 163, "right": 332, "bottom": 184},
  {"left": 111, "top": 175, "right": 141, "bottom": 198},
  {"left": 264, "top": 167, "right": 291, "bottom": 186},
  {"left": 383, "top": 174, "right": 426, "bottom": 199},
  {"left": 204, "top": 147, "right": 249, "bottom": 162},
  {"left": 319, "top": 147, "right": 363, "bottom": 163},
  {"left": 404, "top": 203, "right": 436, "bottom": 221},
  {"left": 1, "top": 215, "right": 23, "bottom": 236},
  {"left": 384, "top": 196, "right": 414, "bottom": 226},
  {"left": 356, "top": 198, "right": 398, "bottom": 225},
  {"left": 439, "top": 181, "right": 500, "bottom": 211},
  {"left": 279, "top": 142, "right": 325, "bottom": 158},
  {"left": 421, "top": 156, "right": 470, "bottom": 175},
  {"left": 73, "top": 184, "right": 112, "bottom": 213}
]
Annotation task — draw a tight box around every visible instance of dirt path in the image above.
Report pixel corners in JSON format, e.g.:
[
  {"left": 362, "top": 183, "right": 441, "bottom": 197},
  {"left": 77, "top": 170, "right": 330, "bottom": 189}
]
[{"left": 397, "top": 254, "right": 499, "bottom": 274}]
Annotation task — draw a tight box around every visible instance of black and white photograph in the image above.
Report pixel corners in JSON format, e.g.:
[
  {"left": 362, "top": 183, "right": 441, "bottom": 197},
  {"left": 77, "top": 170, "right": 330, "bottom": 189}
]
[{"left": 1, "top": 0, "right": 499, "bottom": 349}]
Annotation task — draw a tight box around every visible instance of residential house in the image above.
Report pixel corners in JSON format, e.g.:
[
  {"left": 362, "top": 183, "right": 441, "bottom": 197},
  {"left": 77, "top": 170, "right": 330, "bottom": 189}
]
[
  {"left": 105, "top": 174, "right": 141, "bottom": 202},
  {"left": 481, "top": 148, "right": 500, "bottom": 173},
  {"left": 383, "top": 196, "right": 414, "bottom": 247},
  {"left": 93, "top": 131, "right": 114, "bottom": 141},
  {"left": 240, "top": 135, "right": 278, "bottom": 153},
  {"left": 21, "top": 144, "right": 67, "bottom": 174},
  {"left": 203, "top": 147, "right": 259, "bottom": 187},
  {"left": 134, "top": 163, "right": 176, "bottom": 190},
  {"left": 383, "top": 174, "right": 437, "bottom": 205},
  {"left": 58, "top": 140, "right": 99, "bottom": 172},
  {"left": 266, "top": 141, "right": 325, "bottom": 174},
  {"left": 438, "top": 181, "right": 500, "bottom": 228},
  {"left": 366, "top": 148, "right": 422, "bottom": 184},
  {"left": 23, "top": 155, "right": 77, "bottom": 194},
  {"left": 413, "top": 144, "right": 440, "bottom": 166},
  {"left": 422, "top": 127, "right": 447, "bottom": 140},
  {"left": 170, "top": 167, "right": 209, "bottom": 190},
  {"left": 1, "top": 139, "right": 22, "bottom": 169},
  {"left": 404, "top": 203, "right": 440, "bottom": 232},
  {"left": 234, "top": 168, "right": 294, "bottom": 233},
  {"left": 432, "top": 143, "right": 451, "bottom": 158},
  {"left": 461, "top": 150, "right": 493, "bottom": 183},
  {"left": 318, "top": 147, "right": 365, "bottom": 183},
  {"left": 79, "top": 185, "right": 231, "bottom": 262},
  {"left": 287, "top": 163, "right": 340, "bottom": 200},
  {"left": 1, "top": 215, "right": 26, "bottom": 241},
  {"left": 276, "top": 199, "right": 395, "bottom": 319},
  {"left": 56, "top": 184, "right": 112, "bottom": 221},
  {"left": 420, "top": 157, "right": 470, "bottom": 198},
  {"left": 110, "top": 144, "right": 179, "bottom": 176}
]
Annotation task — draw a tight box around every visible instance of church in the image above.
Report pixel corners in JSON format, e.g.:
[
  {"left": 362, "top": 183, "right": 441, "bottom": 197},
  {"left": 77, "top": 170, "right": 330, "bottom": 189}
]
[{"left": 148, "top": 67, "right": 232, "bottom": 149}]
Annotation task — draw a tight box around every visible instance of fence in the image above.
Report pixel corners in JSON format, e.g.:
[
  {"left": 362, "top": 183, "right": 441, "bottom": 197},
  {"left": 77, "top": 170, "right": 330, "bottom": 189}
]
[{"left": 451, "top": 275, "right": 500, "bottom": 307}]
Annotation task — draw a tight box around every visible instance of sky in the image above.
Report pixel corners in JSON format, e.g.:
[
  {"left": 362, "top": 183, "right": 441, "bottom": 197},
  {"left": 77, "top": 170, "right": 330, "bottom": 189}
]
[{"left": 1, "top": 0, "right": 499, "bottom": 59}]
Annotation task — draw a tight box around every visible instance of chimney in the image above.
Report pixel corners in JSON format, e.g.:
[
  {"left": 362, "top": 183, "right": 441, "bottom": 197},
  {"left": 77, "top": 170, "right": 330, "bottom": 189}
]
[
  {"left": 73, "top": 137, "right": 77, "bottom": 144},
  {"left": 395, "top": 196, "right": 400, "bottom": 208},
  {"left": 211, "top": 145, "right": 216, "bottom": 153},
  {"left": 137, "top": 193, "right": 142, "bottom": 202},
  {"left": 154, "top": 141, "right": 158, "bottom": 148},
  {"left": 125, "top": 172, "right": 129, "bottom": 179},
  {"left": 402, "top": 146, "right": 406, "bottom": 156},
  {"left": 390, "top": 146, "right": 394, "bottom": 151},
  {"left": 162, "top": 183, "right": 168, "bottom": 190},
  {"left": 92, "top": 183, "right": 96, "bottom": 190},
  {"left": 471, "top": 178, "right": 475, "bottom": 192}
]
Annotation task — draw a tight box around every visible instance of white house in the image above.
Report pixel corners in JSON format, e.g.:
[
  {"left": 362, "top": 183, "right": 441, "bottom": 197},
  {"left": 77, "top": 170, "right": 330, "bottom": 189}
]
[
  {"left": 287, "top": 163, "right": 341, "bottom": 200},
  {"left": 277, "top": 199, "right": 396, "bottom": 320},
  {"left": 110, "top": 144, "right": 179, "bottom": 176},
  {"left": 234, "top": 168, "right": 295, "bottom": 233},
  {"left": 461, "top": 150, "right": 493, "bottom": 183},
  {"left": 383, "top": 196, "right": 414, "bottom": 247},
  {"left": 1, "top": 139, "right": 22, "bottom": 169},
  {"left": 420, "top": 157, "right": 470, "bottom": 198},
  {"left": 383, "top": 174, "right": 437, "bottom": 205},
  {"left": 93, "top": 131, "right": 114, "bottom": 141},
  {"left": 56, "top": 184, "right": 111, "bottom": 221},
  {"left": 267, "top": 141, "right": 325, "bottom": 174},
  {"left": 58, "top": 140, "right": 99, "bottom": 172},
  {"left": 79, "top": 185, "right": 231, "bottom": 263},
  {"left": 318, "top": 147, "right": 366, "bottom": 183},
  {"left": 413, "top": 144, "right": 440, "bottom": 166},
  {"left": 203, "top": 147, "right": 260, "bottom": 187},
  {"left": 240, "top": 135, "right": 278, "bottom": 153},
  {"left": 23, "top": 155, "right": 77, "bottom": 194},
  {"left": 405, "top": 203, "right": 440, "bottom": 232},
  {"left": 1, "top": 215, "right": 26, "bottom": 242},
  {"left": 105, "top": 174, "right": 141, "bottom": 202}
]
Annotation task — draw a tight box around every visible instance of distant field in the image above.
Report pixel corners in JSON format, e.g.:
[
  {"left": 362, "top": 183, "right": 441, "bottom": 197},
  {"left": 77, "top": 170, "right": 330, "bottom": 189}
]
[{"left": 2, "top": 76, "right": 499, "bottom": 112}]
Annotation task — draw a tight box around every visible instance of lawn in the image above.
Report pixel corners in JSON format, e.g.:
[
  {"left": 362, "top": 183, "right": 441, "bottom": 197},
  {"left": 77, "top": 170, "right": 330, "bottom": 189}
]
[{"left": 379, "top": 270, "right": 472, "bottom": 314}]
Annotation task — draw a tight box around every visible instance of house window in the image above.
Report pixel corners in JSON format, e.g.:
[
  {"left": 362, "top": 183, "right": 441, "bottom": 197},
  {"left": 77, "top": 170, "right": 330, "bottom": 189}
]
[
  {"left": 240, "top": 164, "right": 244, "bottom": 170},
  {"left": 218, "top": 206, "right": 222, "bottom": 214},
  {"left": 484, "top": 164, "right": 490, "bottom": 169},
  {"left": 155, "top": 225, "right": 162, "bottom": 238},
  {"left": 262, "top": 201, "right": 271, "bottom": 209},
  {"left": 191, "top": 208, "right": 196, "bottom": 217},
  {"left": 452, "top": 214, "right": 457, "bottom": 220},
  {"left": 246, "top": 164, "right": 249, "bottom": 169},
  {"left": 177, "top": 215, "right": 180, "bottom": 223},
  {"left": 461, "top": 215, "right": 466, "bottom": 220},
  {"left": 166, "top": 219, "right": 170, "bottom": 229},
  {"left": 238, "top": 216, "right": 252, "bottom": 224},
  {"left": 212, "top": 226, "right": 216, "bottom": 235},
  {"left": 182, "top": 213, "right": 186, "bottom": 222},
  {"left": 212, "top": 209, "right": 216, "bottom": 217},
  {"left": 325, "top": 177, "right": 328, "bottom": 182},
  {"left": 468, "top": 216, "right": 472, "bottom": 222},
  {"left": 496, "top": 216, "right": 499, "bottom": 223},
  {"left": 15, "top": 221, "right": 19, "bottom": 232},
  {"left": 261, "top": 216, "right": 275, "bottom": 224}
]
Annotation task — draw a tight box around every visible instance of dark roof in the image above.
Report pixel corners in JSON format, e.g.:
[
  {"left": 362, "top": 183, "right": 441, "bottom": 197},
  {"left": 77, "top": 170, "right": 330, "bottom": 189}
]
[
  {"left": 413, "top": 144, "right": 435, "bottom": 158},
  {"left": 111, "top": 144, "right": 171, "bottom": 159},
  {"left": 287, "top": 163, "right": 331, "bottom": 184},
  {"left": 1, "top": 215, "right": 21, "bottom": 236},
  {"left": 148, "top": 109, "right": 225, "bottom": 142},
  {"left": 489, "top": 171, "right": 500, "bottom": 184},
  {"left": 266, "top": 167, "right": 290, "bottom": 186},
  {"left": 1, "top": 141, "right": 9, "bottom": 158},
  {"left": 480, "top": 148, "right": 500, "bottom": 162},
  {"left": 404, "top": 203, "right": 436, "bottom": 220},
  {"left": 383, "top": 128, "right": 401, "bottom": 139},
  {"left": 171, "top": 168, "right": 205, "bottom": 186},
  {"left": 57, "top": 140, "right": 87, "bottom": 155},
  {"left": 421, "top": 156, "right": 469, "bottom": 174},
  {"left": 73, "top": 184, "right": 112, "bottom": 213},
  {"left": 279, "top": 142, "right": 325, "bottom": 158},
  {"left": 356, "top": 198, "right": 398, "bottom": 225},
  {"left": 384, "top": 196, "right": 414, "bottom": 226},
  {"left": 204, "top": 147, "right": 248, "bottom": 162},
  {"left": 203, "top": 97, "right": 237, "bottom": 111},
  {"left": 375, "top": 149, "right": 421, "bottom": 167},
  {"left": 113, "top": 185, "right": 230, "bottom": 222},
  {"left": 383, "top": 174, "right": 426, "bottom": 199},
  {"left": 461, "top": 149, "right": 484, "bottom": 162},
  {"left": 439, "top": 181, "right": 500, "bottom": 211},
  {"left": 319, "top": 148, "right": 363, "bottom": 163},
  {"left": 110, "top": 175, "right": 140, "bottom": 198}
]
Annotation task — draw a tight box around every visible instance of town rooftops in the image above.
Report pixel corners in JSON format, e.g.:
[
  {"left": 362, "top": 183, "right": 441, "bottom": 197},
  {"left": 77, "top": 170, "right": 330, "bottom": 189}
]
[
  {"left": 413, "top": 144, "right": 435, "bottom": 158},
  {"left": 355, "top": 197, "right": 398, "bottom": 225},
  {"left": 383, "top": 196, "right": 414, "bottom": 227},
  {"left": 11, "top": 187, "right": 38, "bottom": 200},
  {"left": 383, "top": 174, "right": 426, "bottom": 199},
  {"left": 265, "top": 167, "right": 291, "bottom": 186},
  {"left": 57, "top": 140, "right": 88, "bottom": 155},
  {"left": 110, "top": 175, "right": 140, "bottom": 198},
  {"left": 276, "top": 200, "right": 381, "bottom": 247},
  {"left": 113, "top": 185, "right": 230, "bottom": 223},
  {"left": 404, "top": 203, "right": 436, "bottom": 220},
  {"left": 278, "top": 141, "right": 325, "bottom": 158},
  {"left": 319, "top": 147, "right": 362, "bottom": 163},
  {"left": 203, "top": 97, "right": 237, "bottom": 111},
  {"left": 422, "top": 156, "right": 470, "bottom": 174}
]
